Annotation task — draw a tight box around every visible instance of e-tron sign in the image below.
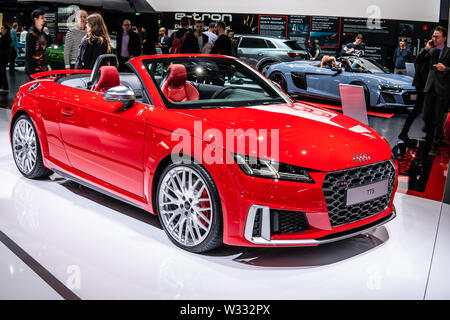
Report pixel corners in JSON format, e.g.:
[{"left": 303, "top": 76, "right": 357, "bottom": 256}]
[
  {"left": 174, "top": 12, "right": 232, "bottom": 23},
  {"left": 148, "top": 0, "right": 441, "bottom": 22}
]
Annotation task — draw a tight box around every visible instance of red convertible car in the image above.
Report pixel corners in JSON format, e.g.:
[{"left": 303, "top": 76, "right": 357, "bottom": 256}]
[{"left": 9, "top": 54, "right": 397, "bottom": 253}]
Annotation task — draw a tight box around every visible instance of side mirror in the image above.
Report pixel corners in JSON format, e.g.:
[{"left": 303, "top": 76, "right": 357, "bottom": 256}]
[{"left": 103, "top": 86, "right": 135, "bottom": 110}]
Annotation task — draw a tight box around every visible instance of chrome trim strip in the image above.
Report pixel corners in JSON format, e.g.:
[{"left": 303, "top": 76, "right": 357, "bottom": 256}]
[{"left": 244, "top": 205, "right": 396, "bottom": 245}]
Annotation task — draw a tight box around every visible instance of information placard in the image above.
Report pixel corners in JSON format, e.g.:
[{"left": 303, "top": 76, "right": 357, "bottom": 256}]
[
  {"left": 258, "top": 15, "right": 288, "bottom": 38},
  {"left": 309, "top": 16, "right": 341, "bottom": 49},
  {"left": 287, "top": 15, "right": 310, "bottom": 49}
]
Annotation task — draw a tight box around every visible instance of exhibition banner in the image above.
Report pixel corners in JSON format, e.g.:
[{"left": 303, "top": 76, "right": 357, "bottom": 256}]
[{"left": 147, "top": 0, "right": 441, "bottom": 22}]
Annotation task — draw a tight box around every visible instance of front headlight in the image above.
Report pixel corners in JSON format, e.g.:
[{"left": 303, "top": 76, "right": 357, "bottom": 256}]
[
  {"left": 234, "top": 154, "right": 314, "bottom": 183},
  {"left": 378, "top": 84, "right": 403, "bottom": 93}
]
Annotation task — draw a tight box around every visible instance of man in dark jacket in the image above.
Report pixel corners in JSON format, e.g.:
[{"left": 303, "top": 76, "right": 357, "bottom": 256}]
[
  {"left": 167, "top": 16, "right": 195, "bottom": 53},
  {"left": 398, "top": 41, "right": 431, "bottom": 144},
  {"left": 25, "top": 9, "right": 48, "bottom": 78},
  {"left": 211, "top": 21, "right": 231, "bottom": 56},
  {"left": 116, "top": 19, "right": 142, "bottom": 72},
  {"left": 415, "top": 26, "right": 450, "bottom": 155},
  {"left": 393, "top": 38, "right": 413, "bottom": 74},
  {"left": 190, "top": 20, "right": 209, "bottom": 53},
  {"left": 155, "top": 27, "right": 170, "bottom": 54}
]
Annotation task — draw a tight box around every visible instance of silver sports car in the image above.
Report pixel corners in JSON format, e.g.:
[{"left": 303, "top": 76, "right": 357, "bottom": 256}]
[{"left": 266, "top": 56, "right": 418, "bottom": 108}]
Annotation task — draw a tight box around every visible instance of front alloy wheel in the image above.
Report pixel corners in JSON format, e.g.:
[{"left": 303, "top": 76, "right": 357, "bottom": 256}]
[
  {"left": 12, "top": 115, "right": 51, "bottom": 179},
  {"left": 157, "top": 163, "right": 223, "bottom": 253}
]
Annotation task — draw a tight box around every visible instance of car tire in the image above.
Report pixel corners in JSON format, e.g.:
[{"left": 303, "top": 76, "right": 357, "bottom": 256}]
[
  {"left": 11, "top": 114, "right": 52, "bottom": 179},
  {"left": 350, "top": 82, "right": 371, "bottom": 108},
  {"left": 156, "top": 162, "right": 223, "bottom": 253},
  {"left": 259, "top": 61, "right": 275, "bottom": 75},
  {"left": 269, "top": 71, "right": 288, "bottom": 92}
]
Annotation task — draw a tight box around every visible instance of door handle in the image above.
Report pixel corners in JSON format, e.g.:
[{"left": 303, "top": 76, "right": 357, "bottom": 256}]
[
  {"left": 257, "top": 53, "right": 264, "bottom": 56},
  {"left": 61, "top": 107, "right": 74, "bottom": 117}
]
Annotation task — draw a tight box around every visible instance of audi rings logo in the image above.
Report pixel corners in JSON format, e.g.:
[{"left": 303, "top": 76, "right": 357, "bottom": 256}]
[{"left": 353, "top": 153, "right": 371, "bottom": 163}]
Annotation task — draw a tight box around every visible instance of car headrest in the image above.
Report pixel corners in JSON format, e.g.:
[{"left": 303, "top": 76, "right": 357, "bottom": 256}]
[
  {"left": 166, "top": 64, "right": 187, "bottom": 87},
  {"left": 89, "top": 54, "right": 119, "bottom": 88},
  {"left": 93, "top": 66, "right": 120, "bottom": 92}
]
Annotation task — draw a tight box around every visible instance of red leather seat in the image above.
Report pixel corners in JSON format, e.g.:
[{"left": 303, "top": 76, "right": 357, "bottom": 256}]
[
  {"left": 161, "top": 64, "right": 199, "bottom": 103},
  {"left": 92, "top": 66, "right": 120, "bottom": 92}
]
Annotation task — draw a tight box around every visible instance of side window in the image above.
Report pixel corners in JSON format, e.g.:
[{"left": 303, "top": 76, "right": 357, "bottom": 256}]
[
  {"left": 239, "top": 38, "right": 268, "bottom": 49},
  {"left": 265, "top": 40, "right": 276, "bottom": 48}
]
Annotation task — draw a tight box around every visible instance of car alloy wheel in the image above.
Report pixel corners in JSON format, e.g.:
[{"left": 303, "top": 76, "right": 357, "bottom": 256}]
[
  {"left": 13, "top": 118, "right": 38, "bottom": 175},
  {"left": 157, "top": 163, "right": 222, "bottom": 252},
  {"left": 269, "top": 71, "right": 288, "bottom": 92},
  {"left": 12, "top": 115, "right": 51, "bottom": 179}
]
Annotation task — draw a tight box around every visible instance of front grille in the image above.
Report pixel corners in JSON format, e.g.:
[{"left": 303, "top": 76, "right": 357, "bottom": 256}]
[
  {"left": 322, "top": 160, "right": 396, "bottom": 227},
  {"left": 270, "top": 209, "right": 309, "bottom": 235}
]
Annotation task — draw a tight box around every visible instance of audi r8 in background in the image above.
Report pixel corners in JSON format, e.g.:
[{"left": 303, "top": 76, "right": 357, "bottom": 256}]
[
  {"left": 266, "top": 56, "right": 418, "bottom": 108},
  {"left": 9, "top": 54, "right": 397, "bottom": 253}
]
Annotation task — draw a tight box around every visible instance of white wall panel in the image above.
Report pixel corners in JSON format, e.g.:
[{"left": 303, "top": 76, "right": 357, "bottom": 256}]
[{"left": 147, "top": 0, "right": 441, "bottom": 22}]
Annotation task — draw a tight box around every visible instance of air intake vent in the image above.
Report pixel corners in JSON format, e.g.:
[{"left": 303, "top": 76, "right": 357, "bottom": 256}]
[
  {"left": 291, "top": 72, "right": 307, "bottom": 90},
  {"left": 252, "top": 208, "right": 262, "bottom": 237},
  {"left": 270, "top": 209, "right": 309, "bottom": 235}
]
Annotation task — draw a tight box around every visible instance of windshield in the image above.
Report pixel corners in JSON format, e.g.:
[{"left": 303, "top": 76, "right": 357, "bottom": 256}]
[
  {"left": 343, "top": 57, "right": 387, "bottom": 74},
  {"left": 144, "top": 57, "right": 290, "bottom": 109},
  {"left": 283, "top": 40, "right": 305, "bottom": 50}
]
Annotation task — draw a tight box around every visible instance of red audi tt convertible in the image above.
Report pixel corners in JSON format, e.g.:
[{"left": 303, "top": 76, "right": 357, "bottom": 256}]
[{"left": 9, "top": 54, "right": 397, "bottom": 252}]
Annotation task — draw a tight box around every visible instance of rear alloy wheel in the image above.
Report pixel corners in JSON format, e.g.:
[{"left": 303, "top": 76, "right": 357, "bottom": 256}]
[
  {"left": 12, "top": 115, "right": 51, "bottom": 179},
  {"left": 269, "top": 71, "right": 288, "bottom": 92},
  {"left": 156, "top": 163, "right": 223, "bottom": 253}
]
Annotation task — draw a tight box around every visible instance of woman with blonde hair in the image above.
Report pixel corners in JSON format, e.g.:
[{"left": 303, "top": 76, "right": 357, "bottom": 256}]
[{"left": 75, "top": 13, "right": 111, "bottom": 69}]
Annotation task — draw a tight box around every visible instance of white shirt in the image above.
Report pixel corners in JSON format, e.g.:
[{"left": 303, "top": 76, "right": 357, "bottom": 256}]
[
  {"left": 203, "top": 31, "right": 218, "bottom": 44},
  {"left": 20, "top": 30, "right": 28, "bottom": 42}
]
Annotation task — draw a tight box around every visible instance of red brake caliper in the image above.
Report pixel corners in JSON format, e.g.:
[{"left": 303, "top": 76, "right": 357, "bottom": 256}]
[{"left": 198, "top": 189, "right": 211, "bottom": 227}]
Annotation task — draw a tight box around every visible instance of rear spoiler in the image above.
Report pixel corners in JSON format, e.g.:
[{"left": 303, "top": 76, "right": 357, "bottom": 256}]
[{"left": 30, "top": 69, "right": 91, "bottom": 80}]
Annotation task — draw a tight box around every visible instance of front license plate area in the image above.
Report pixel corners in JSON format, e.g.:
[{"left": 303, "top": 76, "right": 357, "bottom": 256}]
[
  {"left": 410, "top": 94, "right": 417, "bottom": 101},
  {"left": 346, "top": 179, "right": 389, "bottom": 206}
]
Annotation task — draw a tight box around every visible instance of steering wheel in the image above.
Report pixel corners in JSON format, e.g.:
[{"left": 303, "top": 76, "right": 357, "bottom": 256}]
[{"left": 211, "top": 86, "right": 236, "bottom": 99}]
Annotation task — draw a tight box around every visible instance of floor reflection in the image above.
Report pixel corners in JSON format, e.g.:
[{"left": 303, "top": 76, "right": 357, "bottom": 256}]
[
  {"left": 204, "top": 228, "right": 388, "bottom": 268},
  {"left": 55, "top": 176, "right": 162, "bottom": 230}
]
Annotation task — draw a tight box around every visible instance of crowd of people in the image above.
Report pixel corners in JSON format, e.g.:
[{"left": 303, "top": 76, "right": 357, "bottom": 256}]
[{"left": 0, "top": 9, "right": 239, "bottom": 95}]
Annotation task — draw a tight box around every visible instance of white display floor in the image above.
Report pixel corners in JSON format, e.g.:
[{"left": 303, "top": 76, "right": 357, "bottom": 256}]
[{"left": 0, "top": 108, "right": 449, "bottom": 300}]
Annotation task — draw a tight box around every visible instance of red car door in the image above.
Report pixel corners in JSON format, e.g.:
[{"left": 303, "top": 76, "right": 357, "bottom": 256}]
[{"left": 58, "top": 86, "right": 147, "bottom": 197}]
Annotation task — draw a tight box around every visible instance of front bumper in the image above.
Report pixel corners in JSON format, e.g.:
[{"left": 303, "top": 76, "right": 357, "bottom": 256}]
[
  {"left": 244, "top": 204, "right": 396, "bottom": 245},
  {"left": 375, "top": 90, "right": 417, "bottom": 107},
  {"left": 213, "top": 158, "right": 397, "bottom": 247}
]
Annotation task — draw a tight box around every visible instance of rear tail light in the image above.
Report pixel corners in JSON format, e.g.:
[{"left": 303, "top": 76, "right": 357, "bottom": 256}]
[{"left": 288, "top": 52, "right": 304, "bottom": 58}]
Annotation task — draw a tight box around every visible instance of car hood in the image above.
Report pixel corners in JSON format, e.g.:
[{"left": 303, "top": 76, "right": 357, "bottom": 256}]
[{"left": 166, "top": 102, "right": 392, "bottom": 172}]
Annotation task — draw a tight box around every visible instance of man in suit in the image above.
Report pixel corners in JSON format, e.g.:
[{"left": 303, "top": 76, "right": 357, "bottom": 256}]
[
  {"left": 155, "top": 27, "right": 169, "bottom": 54},
  {"left": 398, "top": 40, "right": 431, "bottom": 144},
  {"left": 416, "top": 26, "right": 450, "bottom": 155},
  {"left": 116, "top": 19, "right": 142, "bottom": 72}
]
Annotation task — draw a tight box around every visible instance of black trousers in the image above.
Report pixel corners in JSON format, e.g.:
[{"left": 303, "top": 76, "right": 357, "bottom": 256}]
[
  {"left": 9, "top": 47, "right": 17, "bottom": 71},
  {"left": 423, "top": 90, "right": 450, "bottom": 145},
  {"left": 0, "top": 61, "right": 9, "bottom": 90},
  {"left": 400, "top": 91, "right": 425, "bottom": 135},
  {"left": 118, "top": 56, "right": 129, "bottom": 72}
]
